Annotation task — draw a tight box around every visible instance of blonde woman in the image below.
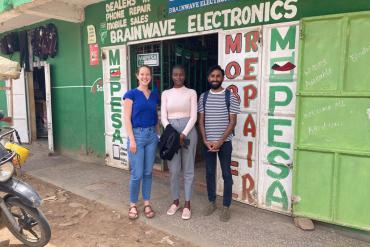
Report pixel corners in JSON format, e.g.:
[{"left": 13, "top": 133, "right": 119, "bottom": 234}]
[{"left": 123, "top": 65, "right": 160, "bottom": 220}]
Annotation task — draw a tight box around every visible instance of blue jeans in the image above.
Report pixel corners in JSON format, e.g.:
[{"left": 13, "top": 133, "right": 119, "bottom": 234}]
[{"left": 128, "top": 126, "right": 158, "bottom": 203}]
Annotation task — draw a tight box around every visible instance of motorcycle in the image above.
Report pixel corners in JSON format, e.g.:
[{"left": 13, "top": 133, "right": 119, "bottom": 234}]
[{"left": 0, "top": 126, "right": 51, "bottom": 247}]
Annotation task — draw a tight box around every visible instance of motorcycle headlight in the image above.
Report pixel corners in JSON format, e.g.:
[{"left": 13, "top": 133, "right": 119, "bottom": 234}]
[{"left": 0, "top": 162, "right": 14, "bottom": 182}]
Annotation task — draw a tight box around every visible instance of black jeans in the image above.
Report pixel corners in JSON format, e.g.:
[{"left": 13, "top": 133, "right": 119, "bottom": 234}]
[{"left": 203, "top": 141, "right": 233, "bottom": 207}]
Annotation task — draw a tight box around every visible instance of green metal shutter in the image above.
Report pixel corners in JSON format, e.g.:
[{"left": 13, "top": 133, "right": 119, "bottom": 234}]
[{"left": 293, "top": 11, "right": 370, "bottom": 231}]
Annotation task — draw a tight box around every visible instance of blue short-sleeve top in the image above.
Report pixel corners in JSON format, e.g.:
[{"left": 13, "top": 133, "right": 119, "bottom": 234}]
[{"left": 123, "top": 88, "right": 159, "bottom": 128}]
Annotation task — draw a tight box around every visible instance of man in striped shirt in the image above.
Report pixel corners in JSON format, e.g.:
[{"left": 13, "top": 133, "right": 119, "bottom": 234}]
[{"left": 198, "top": 65, "right": 241, "bottom": 222}]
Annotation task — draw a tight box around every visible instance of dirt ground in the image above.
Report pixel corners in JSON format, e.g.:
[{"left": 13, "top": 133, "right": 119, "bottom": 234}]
[{"left": 0, "top": 175, "right": 198, "bottom": 247}]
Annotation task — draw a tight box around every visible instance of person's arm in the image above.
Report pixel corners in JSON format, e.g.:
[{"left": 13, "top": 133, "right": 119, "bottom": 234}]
[
  {"left": 182, "top": 90, "right": 197, "bottom": 137},
  {"left": 198, "top": 93, "right": 213, "bottom": 151},
  {"left": 199, "top": 112, "right": 213, "bottom": 151},
  {"left": 156, "top": 108, "right": 161, "bottom": 136},
  {"left": 123, "top": 98, "right": 136, "bottom": 153},
  {"left": 160, "top": 91, "right": 170, "bottom": 128}
]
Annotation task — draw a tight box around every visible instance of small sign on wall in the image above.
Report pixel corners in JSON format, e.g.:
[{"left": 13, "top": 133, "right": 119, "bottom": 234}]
[
  {"left": 137, "top": 53, "right": 159, "bottom": 67},
  {"left": 87, "top": 25, "right": 97, "bottom": 44},
  {"left": 89, "top": 44, "right": 99, "bottom": 66}
]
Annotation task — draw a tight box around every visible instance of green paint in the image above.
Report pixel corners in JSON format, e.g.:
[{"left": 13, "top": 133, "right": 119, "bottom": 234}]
[
  {"left": 294, "top": 12, "right": 370, "bottom": 231},
  {"left": 270, "top": 26, "right": 296, "bottom": 51},
  {"left": 110, "top": 81, "right": 121, "bottom": 94},
  {"left": 111, "top": 112, "right": 123, "bottom": 130},
  {"left": 109, "top": 52, "right": 123, "bottom": 145},
  {"left": 109, "top": 49, "right": 120, "bottom": 66},
  {"left": 112, "top": 127, "right": 123, "bottom": 144},
  {"left": 99, "top": 23, "right": 108, "bottom": 45},
  {"left": 266, "top": 180, "right": 289, "bottom": 210},
  {"left": 1, "top": 0, "right": 370, "bottom": 162},
  {"left": 0, "top": 20, "right": 105, "bottom": 155},
  {"left": 82, "top": 21, "right": 105, "bottom": 156},
  {"left": 0, "top": 0, "right": 32, "bottom": 12},
  {"left": 267, "top": 149, "right": 290, "bottom": 179},
  {"left": 0, "top": 0, "right": 12, "bottom": 13},
  {"left": 269, "top": 86, "right": 293, "bottom": 114},
  {"left": 293, "top": 151, "right": 334, "bottom": 221},
  {"left": 49, "top": 21, "right": 88, "bottom": 153},
  {"left": 84, "top": 0, "right": 370, "bottom": 47},
  {"left": 11, "top": 0, "right": 31, "bottom": 6},
  {"left": 110, "top": 97, "right": 122, "bottom": 113},
  {"left": 269, "top": 52, "right": 295, "bottom": 82},
  {"left": 268, "top": 119, "right": 292, "bottom": 148},
  {"left": 0, "top": 80, "right": 7, "bottom": 127}
]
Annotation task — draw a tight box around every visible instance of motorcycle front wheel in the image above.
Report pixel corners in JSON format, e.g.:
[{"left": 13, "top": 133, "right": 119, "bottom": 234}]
[{"left": 4, "top": 197, "right": 51, "bottom": 247}]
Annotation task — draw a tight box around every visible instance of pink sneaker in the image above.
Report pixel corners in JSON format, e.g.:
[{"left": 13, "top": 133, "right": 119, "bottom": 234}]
[
  {"left": 167, "top": 204, "right": 180, "bottom": 216},
  {"left": 182, "top": 208, "right": 191, "bottom": 220}
]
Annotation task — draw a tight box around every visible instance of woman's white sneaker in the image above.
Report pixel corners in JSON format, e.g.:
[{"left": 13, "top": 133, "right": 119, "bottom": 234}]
[
  {"left": 182, "top": 208, "right": 191, "bottom": 220},
  {"left": 167, "top": 204, "right": 180, "bottom": 216}
]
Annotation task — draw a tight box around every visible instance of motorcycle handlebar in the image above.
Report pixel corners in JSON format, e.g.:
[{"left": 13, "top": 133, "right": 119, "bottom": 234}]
[
  {"left": 0, "top": 128, "right": 19, "bottom": 165},
  {"left": 0, "top": 151, "right": 16, "bottom": 165},
  {"left": 0, "top": 127, "right": 21, "bottom": 145}
]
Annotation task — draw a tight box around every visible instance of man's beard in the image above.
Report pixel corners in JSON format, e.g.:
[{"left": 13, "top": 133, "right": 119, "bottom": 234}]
[{"left": 209, "top": 81, "right": 222, "bottom": 90}]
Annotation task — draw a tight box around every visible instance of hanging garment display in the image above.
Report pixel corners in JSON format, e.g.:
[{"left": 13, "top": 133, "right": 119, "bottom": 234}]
[
  {"left": 18, "top": 30, "right": 30, "bottom": 71},
  {"left": 0, "top": 32, "right": 19, "bottom": 55},
  {"left": 30, "top": 23, "right": 58, "bottom": 60}
]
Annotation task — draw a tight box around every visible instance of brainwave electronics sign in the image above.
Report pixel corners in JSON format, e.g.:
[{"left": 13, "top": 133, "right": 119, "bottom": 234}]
[
  {"left": 168, "top": 0, "right": 234, "bottom": 14},
  {"left": 104, "top": 0, "right": 299, "bottom": 45}
]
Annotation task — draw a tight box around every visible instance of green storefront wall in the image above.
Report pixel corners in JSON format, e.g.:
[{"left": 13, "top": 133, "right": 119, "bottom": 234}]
[
  {"left": 0, "top": 0, "right": 32, "bottom": 13},
  {"left": 11, "top": 0, "right": 32, "bottom": 7},
  {"left": 2, "top": 0, "right": 370, "bottom": 161},
  {"left": 87, "top": 0, "right": 370, "bottom": 47},
  {"left": 0, "top": 19, "right": 105, "bottom": 156},
  {"left": 293, "top": 12, "right": 370, "bottom": 231}
]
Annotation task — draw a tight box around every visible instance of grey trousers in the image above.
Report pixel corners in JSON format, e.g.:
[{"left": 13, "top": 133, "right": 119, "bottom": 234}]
[{"left": 168, "top": 118, "right": 198, "bottom": 201}]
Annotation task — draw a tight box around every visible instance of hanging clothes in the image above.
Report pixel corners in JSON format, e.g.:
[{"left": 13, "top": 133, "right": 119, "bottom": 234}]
[{"left": 19, "top": 30, "right": 30, "bottom": 71}]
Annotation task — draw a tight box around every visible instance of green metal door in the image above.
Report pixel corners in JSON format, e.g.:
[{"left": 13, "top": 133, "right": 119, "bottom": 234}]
[{"left": 293, "top": 12, "right": 370, "bottom": 231}]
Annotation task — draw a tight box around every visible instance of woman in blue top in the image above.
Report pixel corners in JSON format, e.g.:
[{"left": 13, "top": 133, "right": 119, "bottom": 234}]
[{"left": 123, "top": 65, "right": 160, "bottom": 220}]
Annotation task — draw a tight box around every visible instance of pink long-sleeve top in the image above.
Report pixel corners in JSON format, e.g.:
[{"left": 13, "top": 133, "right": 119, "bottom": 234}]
[{"left": 161, "top": 86, "right": 197, "bottom": 136}]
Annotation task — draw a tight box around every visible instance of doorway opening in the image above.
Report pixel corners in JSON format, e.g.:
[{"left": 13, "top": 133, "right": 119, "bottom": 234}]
[
  {"left": 29, "top": 63, "right": 54, "bottom": 153},
  {"left": 130, "top": 33, "right": 219, "bottom": 188},
  {"left": 33, "top": 67, "right": 47, "bottom": 139}
]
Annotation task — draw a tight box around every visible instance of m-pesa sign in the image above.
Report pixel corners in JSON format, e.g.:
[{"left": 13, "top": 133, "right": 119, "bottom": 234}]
[
  {"left": 103, "top": 47, "right": 129, "bottom": 170},
  {"left": 218, "top": 22, "right": 298, "bottom": 214}
]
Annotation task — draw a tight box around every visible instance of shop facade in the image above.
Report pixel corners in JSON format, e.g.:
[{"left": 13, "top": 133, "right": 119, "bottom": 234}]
[{"left": 1, "top": 0, "right": 370, "bottom": 231}]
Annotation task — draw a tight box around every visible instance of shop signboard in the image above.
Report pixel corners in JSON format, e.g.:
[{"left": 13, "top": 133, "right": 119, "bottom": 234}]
[
  {"left": 258, "top": 22, "right": 299, "bottom": 213},
  {"left": 102, "top": 46, "right": 129, "bottom": 170},
  {"left": 103, "top": 0, "right": 299, "bottom": 45},
  {"left": 137, "top": 53, "right": 159, "bottom": 66},
  {"left": 217, "top": 22, "right": 299, "bottom": 214},
  {"left": 217, "top": 26, "right": 262, "bottom": 207}
]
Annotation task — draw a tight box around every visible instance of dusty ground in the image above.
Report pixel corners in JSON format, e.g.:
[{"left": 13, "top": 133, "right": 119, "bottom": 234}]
[{"left": 0, "top": 175, "right": 198, "bottom": 247}]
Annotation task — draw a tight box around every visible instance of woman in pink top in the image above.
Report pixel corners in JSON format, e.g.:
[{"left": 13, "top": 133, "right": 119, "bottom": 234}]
[{"left": 161, "top": 65, "right": 198, "bottom": 220}]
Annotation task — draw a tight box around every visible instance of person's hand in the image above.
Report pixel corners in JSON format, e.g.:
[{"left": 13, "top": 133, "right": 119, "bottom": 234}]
[
  {"left": 204, "top": 140, "right": 214, "bottom": 152},
  {"left": 210, "top": 141, "right": 222, "bottom": 152},
  {"left": 180, "top": 133, "right": 186, "bottom": 146},
  {"left": 130, "top": 140, "right": 137, "bottom": 154}
]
